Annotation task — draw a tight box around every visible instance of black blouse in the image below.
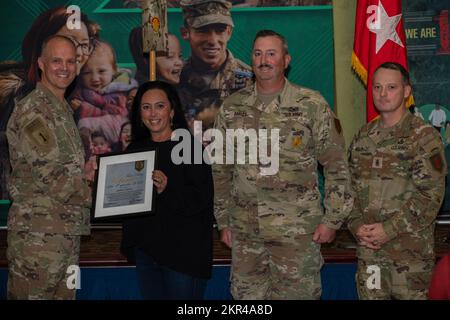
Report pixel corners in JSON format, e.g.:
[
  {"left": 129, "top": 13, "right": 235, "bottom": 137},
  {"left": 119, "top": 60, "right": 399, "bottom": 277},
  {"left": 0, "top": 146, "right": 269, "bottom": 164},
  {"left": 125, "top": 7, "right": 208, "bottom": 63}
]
[{"left": 121, "top": 137, "right": 214, "bottom": 279}]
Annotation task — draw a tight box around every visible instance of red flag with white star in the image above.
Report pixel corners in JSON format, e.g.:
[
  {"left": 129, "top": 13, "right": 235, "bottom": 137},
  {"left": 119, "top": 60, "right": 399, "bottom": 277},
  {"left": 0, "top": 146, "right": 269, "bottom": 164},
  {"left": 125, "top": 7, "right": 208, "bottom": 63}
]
[{"left": 352, "top": 0, "right": 414, "bottom": 122}]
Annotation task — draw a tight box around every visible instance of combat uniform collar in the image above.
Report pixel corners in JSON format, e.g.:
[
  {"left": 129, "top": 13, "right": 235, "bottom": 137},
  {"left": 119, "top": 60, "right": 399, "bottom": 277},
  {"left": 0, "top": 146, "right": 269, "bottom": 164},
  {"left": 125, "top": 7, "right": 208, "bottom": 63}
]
[
  {"left": 367, "top": 110, "right": 413, "bottom": 145},
  {"left": 182, "top": 49, "right": 238, "bottom": 90},
  {"left": 36, "top": 82, "right": 73, "bottom": 115},
  {"left": 246, "top": 78, "right": 293, "bottom": 113}
]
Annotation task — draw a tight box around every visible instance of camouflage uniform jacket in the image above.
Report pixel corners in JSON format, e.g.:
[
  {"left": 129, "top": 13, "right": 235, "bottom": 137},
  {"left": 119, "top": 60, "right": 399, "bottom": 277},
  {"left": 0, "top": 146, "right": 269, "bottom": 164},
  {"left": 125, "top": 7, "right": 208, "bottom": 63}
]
[
  {"left": 6, "top": 83, "right": 91, "bottom": 235},
  {"left": 213, "top": 79, "right": 353, "bottom": 238},
  {"left": 347, "top": 111, "right": 446, "bottom": 261},
  {"left": 178, "top": 50, "right": 253, "bottom": 129}
]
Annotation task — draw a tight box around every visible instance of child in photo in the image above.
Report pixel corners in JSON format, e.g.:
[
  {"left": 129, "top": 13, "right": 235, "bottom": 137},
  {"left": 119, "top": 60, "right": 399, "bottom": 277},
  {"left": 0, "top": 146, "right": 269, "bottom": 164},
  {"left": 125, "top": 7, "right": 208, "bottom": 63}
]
[
  {"left": 112, "top": 122, "right": 132, "bottom": 152},
  {"left": 129, "top": 28, "right": 183, "bottom": 85},
  {"left": 127, "top": 88, "right": 138, "bottom": 113},
  {"left": 156, "top": 34, "right": 183, "bottom": 85},
  {"left": 71, "top": 40, "right": 138, "bottom": 119},
  {"left": 83, "top": 130, "right": 112, "bottom": 183},
  {"left": 91, "top": 131, "right": 112, "bottom": 155},
  {"left": 72, "top": 40, "right": 138, "bottom": 153}
]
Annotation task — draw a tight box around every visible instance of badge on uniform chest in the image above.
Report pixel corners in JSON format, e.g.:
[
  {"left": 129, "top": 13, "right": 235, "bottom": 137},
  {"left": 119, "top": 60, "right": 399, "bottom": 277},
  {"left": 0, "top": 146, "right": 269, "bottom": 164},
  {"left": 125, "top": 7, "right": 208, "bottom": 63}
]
[
  {"left": 372, "top": 157, "right": 383, "bottom": 169},
  {"left": 292, "top": 136, "right": 302, "bottom": 148},
  {"left": 288, "top": 128, "right": 303, "bottom": 149}
]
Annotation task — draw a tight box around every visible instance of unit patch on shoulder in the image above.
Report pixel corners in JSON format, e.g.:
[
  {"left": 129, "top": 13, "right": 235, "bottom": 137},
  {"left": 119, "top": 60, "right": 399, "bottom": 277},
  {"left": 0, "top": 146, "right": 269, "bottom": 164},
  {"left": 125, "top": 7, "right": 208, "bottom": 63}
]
[
  {"left": 429, "top": 149, "right": 444, "bottom": 173},
  {"left": 24, "top": 116, "right": 55, "bottom": 150}
]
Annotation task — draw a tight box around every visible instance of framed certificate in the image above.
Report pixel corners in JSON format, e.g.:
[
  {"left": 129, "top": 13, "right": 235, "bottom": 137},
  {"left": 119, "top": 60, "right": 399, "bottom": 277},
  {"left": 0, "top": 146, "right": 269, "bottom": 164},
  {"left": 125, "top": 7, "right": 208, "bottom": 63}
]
[{"left": 92, "top": 149, "right": 156, "bottom": 220}]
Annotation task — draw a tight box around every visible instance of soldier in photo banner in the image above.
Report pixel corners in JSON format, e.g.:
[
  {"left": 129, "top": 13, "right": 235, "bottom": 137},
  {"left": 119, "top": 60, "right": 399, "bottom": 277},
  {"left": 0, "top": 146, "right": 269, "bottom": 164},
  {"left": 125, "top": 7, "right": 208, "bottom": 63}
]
[{"left": 178, "top": 0, "right": 253, "bottom": 130}]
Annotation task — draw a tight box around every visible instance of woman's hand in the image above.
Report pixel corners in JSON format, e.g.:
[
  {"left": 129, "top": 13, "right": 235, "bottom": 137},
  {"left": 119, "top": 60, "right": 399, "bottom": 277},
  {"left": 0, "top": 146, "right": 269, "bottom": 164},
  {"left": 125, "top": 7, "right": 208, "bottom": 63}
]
[{"left": 152, "top": 170, "right": 168, "bottom": 194}]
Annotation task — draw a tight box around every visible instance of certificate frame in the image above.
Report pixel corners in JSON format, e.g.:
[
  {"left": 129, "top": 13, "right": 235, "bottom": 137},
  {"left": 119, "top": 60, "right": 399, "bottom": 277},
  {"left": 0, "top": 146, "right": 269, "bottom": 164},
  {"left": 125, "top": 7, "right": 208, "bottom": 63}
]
[{"left": 92, "top": 149, "right": 156, "bottom": 221}]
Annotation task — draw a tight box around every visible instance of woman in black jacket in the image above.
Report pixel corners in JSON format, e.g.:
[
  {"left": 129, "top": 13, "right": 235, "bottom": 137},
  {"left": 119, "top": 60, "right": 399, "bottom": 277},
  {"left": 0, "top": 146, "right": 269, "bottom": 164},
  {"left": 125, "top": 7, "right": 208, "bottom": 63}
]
[{"left": 121, "top": 80, "right": 214, "bottom": 300}]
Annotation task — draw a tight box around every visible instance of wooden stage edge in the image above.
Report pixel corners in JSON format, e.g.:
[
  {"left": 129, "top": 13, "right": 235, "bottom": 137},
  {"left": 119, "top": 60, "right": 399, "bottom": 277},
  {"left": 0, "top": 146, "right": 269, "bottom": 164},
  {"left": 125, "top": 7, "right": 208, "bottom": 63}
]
[{"left": 0, "top": 225, "right": 449, "bottom": 268}]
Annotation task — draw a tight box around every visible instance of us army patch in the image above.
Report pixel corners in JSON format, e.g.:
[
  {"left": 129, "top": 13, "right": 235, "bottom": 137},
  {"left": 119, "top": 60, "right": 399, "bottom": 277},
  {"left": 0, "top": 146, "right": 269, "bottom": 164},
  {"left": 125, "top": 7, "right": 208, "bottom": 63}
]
[
  {"left": 429, "top": 150, "right": 443, "bottom": 172},
  {"left": 334, "top": 118, "right": 342, "bottom": 134},
  {"left": 135, "top": 160, "right": 145, "bottom": 172},
  {"left": 24, "top": 116, "right": 55, "bottom": 150}
]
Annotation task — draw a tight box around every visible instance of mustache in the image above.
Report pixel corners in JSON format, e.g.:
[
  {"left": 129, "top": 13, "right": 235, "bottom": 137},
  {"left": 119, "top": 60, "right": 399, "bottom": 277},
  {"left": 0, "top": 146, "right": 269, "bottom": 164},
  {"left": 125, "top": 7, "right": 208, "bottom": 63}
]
[{"left": 257, "top": 63, "right": 273, "bottom": 69}]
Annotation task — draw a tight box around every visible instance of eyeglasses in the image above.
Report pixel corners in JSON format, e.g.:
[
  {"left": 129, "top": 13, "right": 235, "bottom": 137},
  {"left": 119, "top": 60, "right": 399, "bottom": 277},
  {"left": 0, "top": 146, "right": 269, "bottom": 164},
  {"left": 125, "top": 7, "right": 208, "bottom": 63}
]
[{"left": 66, "top": 36, "right": 95, "bottom": 56}]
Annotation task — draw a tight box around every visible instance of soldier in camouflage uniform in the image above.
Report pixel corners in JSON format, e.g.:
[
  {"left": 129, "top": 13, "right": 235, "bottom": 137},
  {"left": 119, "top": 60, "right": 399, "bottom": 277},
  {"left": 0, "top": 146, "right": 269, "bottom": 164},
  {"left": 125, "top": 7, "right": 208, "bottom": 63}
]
[
  {"left": 6, "top": 36, "right": 91, "bottom": 300},
  {"left": 347, "top": 62, "right": 447, "bottom": 300},
  {"left": 213, "top": 30, "right": 353, "bottom": 299},
  {"left": 178, "top": 0, "right": 253, "bottom": 130}
]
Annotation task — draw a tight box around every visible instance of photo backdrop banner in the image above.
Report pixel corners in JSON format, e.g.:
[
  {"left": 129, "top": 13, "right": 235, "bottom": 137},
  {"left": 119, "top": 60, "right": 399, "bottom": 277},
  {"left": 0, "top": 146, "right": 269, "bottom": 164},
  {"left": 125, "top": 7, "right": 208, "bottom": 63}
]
[{"left": 0, "top": 2, "right": 334, "bottom": 106}]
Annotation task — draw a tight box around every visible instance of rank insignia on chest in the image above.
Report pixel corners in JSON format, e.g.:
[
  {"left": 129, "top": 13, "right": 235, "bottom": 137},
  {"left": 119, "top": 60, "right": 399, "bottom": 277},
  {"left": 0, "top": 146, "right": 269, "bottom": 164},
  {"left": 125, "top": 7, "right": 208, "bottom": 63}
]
[
  {"left": 430, "top": 151, "right": 444, "bottom": 172},
  {"left": 135, "top": 160, "right": 145, "bottom": 172},
  {"left": 372, "top": 157, "right": 383, "bottom": 169},
  {"left": 292, "top": 136, "right": 302, "bottom": 148}
]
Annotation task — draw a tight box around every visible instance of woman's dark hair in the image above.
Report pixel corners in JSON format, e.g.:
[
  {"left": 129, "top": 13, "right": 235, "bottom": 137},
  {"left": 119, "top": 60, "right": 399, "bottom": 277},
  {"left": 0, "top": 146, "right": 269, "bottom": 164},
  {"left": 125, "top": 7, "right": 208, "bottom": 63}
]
[
  {"left": 22, "top": 6, "right": 96, "bottom": 85},
  {"left": 130, "top": 81, "right": 188, "bottom": 142}
]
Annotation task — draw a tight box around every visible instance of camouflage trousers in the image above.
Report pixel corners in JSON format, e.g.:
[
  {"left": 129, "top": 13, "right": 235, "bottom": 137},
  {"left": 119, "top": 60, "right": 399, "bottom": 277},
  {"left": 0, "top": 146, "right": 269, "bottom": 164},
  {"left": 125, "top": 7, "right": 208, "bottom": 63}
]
[
  {"left": 230, "top": 232, "right": 323, "bottom": 300},
  {"left": 7, "top": 231, "right": 81, "bottom": 300},
  {"left": 356, "top": 256, "right": 434, "bottom": 300}
]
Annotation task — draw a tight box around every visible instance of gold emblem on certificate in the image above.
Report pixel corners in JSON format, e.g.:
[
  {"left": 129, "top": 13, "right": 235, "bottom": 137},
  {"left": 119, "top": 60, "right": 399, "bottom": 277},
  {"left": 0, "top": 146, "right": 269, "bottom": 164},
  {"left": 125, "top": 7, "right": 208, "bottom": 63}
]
[{"left": 135, "top": 160, "right": 145, "bottom": 172}]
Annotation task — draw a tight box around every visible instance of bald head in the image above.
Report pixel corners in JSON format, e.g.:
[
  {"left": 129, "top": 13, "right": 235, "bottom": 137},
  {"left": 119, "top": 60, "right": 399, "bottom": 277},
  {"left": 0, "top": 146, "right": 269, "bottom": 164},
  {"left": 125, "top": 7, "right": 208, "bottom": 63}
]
[
  {"left": 37, "top": 35, "right": 78, "bottom": 99},
  {"left": 40, "top": 35, "right": 76, "bottom": 58}
]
